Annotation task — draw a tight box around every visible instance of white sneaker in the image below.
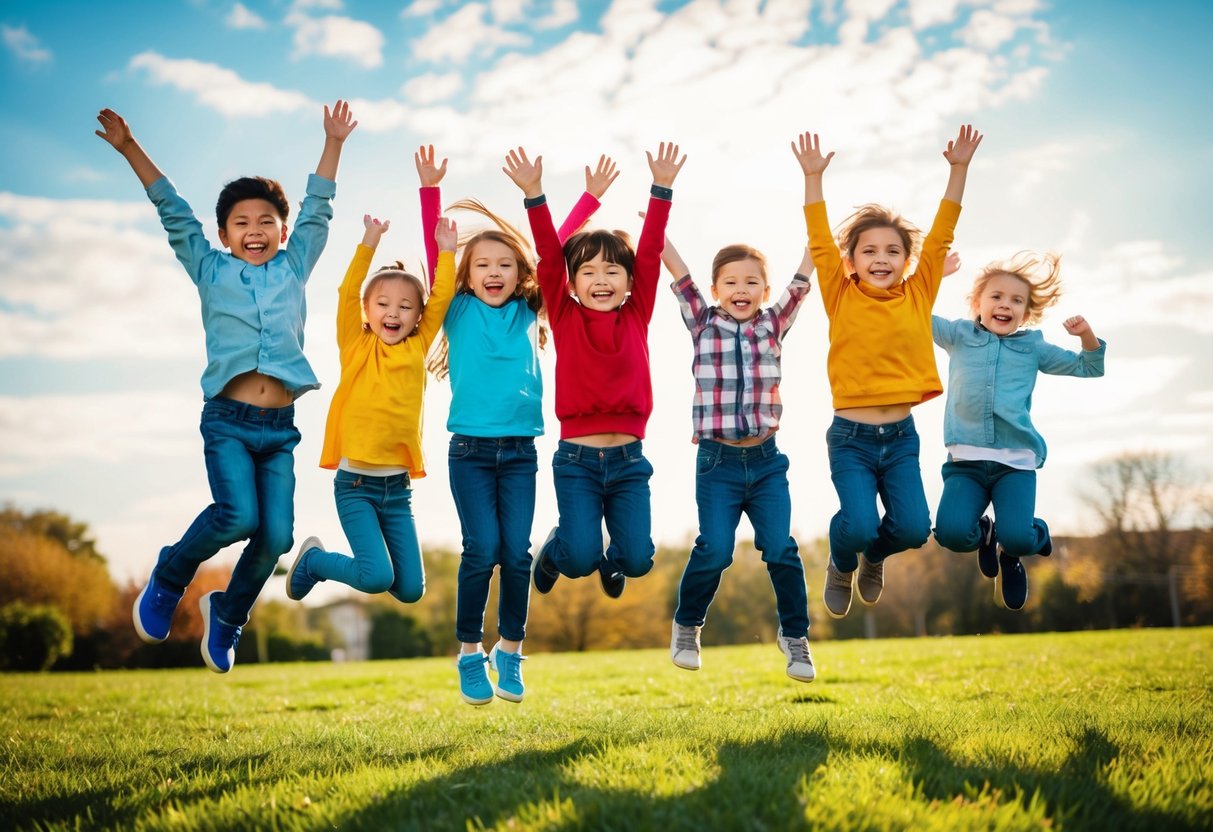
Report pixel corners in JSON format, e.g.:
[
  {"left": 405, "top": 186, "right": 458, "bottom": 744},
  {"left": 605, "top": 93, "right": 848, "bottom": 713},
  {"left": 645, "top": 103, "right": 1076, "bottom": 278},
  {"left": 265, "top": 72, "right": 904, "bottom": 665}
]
[
  {"left": 670, "top": 622, "right": 701, "bottom": 671},
  {"left": 777, "top": 631, "right": 816, "bottom": 683}
]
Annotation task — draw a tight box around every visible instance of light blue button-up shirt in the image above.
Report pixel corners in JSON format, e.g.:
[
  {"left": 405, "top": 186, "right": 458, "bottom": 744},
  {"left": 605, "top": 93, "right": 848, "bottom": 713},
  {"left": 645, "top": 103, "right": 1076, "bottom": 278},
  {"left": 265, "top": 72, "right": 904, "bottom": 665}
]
[
  {"left": 146, "top": 173, "right": 336, "bottom": 400},
  {"left": 933, "top": 316, "right": 1106, "bottom": 468}
]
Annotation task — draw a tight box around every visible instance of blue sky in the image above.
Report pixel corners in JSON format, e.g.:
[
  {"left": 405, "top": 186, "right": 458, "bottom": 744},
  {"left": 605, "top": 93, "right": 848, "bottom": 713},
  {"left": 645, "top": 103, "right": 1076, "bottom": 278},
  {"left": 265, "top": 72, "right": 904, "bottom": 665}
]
[{"left": 2, "top": 0, "right": 1211, "bottom": 599}]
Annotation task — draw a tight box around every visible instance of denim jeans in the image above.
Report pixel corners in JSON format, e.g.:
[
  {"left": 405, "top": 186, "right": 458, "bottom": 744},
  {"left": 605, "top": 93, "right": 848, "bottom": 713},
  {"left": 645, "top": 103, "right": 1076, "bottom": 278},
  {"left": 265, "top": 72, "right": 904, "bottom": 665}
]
[
  {"left": 307, "top": 470, "right": 425, "bottom": 603},
  {"left": 825, "top": 414, "right": 931, "bottom": 571},
  {"left": 154, "top": 397, "right": 300, "bottom": 627},
  {"left": 543, "top": 440, "right": 655, "bottom": 580},
  {"left": 934, "top": 460, "right": 1051, "bottom": 557},
  {"left": 449, "top": 435, "right": 538, "bottom": 644},
  {"left": 675, "top": 437, "right": 809, "bottom": 638}
]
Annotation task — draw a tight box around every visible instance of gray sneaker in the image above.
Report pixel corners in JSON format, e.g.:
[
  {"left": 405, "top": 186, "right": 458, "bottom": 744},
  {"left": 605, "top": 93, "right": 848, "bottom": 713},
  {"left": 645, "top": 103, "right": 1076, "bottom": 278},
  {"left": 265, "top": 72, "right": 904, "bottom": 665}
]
[
  {"left": 856, "top": 554, "right": 884, "bottom": 606},
  {"left": 670, "top": 622, "right": 701, "bottom": 671},
  {"left": 777, "top": 631, "right": 816, "bottom": 682},
  {"left": 823, "top": 559, "right": 854, "bottom": 619}
]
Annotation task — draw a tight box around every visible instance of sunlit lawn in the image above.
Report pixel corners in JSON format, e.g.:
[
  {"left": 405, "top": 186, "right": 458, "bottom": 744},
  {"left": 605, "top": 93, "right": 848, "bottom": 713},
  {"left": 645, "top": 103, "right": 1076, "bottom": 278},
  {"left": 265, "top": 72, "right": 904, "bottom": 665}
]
[{"left": 3, "top": 628, "right": 1210, "bottom": 831}]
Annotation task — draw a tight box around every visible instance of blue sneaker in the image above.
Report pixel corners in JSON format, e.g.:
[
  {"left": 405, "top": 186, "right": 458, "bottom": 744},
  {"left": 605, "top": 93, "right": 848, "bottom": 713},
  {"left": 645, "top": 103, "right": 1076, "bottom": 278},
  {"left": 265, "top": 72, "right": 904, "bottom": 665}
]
[
  {"left": 977, "top": 516, "right": 999, "bottom": 578},
  {"left": 533, "top": 528, "right": 560, "bottom": 594},
  {"left": 133, "top": 572, "right": 183, "bottom": 643},
  {"left": 996, "top": 550, "right": 1029, "bottom": 611},
  {"left": 458, "top": 651, "right": 494, "bottom": 706},
  {"left": 489, "top": 643, "right": 526, "bottom": 702},
  {"left": 200, "top": 591, "right": 242, "bottom": 673},
  {"left": 287, "top": 536, "right": 323, "bottom": 601}
]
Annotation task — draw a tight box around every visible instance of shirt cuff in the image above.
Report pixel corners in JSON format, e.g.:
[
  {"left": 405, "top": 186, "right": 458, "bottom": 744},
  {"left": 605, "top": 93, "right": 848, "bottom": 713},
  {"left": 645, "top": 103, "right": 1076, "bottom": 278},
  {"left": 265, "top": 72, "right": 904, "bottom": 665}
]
[
  {"left": 650, "top": 184, "right": 673, "bottom": 201},
  {"left": 306, "top": 173, "right": 337, "bottom": 200},
  {"left": 524, "top": 194, "right": 547, "bottom": 209}
]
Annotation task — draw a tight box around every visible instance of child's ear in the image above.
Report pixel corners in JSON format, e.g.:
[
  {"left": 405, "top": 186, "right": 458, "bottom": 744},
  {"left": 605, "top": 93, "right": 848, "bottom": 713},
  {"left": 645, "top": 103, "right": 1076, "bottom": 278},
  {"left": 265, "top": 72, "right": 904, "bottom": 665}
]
[
  {"left": 762, "top": 284, "right": 771, "bottom": 302},
  {"left": 710, "top": 283, "right": 720, "bottom": 301},
  {"left": 217, "top": 227, "right": 230, "bottom": 248},
  {"left": 280, "top": 225, "right": 289, "bottom": 244}
]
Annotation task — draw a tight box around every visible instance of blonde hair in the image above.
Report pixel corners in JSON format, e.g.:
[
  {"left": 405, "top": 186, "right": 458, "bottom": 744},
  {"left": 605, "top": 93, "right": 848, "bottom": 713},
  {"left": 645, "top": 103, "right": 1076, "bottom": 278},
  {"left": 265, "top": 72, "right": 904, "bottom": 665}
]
[
  {"left": 968, "top": 251, "right": 1063, "bottom": 328},
  {"left": 362, "top": 263, "right": 427, "bottom": 336},
  {"left": 426, "top": 199, "right": 546, "bottom": 380},
  {"left": 836, "top": 203, "right": 922, "bottom": 272}
]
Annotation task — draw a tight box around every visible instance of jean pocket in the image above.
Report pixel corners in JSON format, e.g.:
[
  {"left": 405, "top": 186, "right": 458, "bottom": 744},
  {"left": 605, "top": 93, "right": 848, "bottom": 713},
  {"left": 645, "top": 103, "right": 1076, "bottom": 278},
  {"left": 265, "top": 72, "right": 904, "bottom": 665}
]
[
  {"left": 448, "top": 438, "right": 474, "bottom": 460},
  {"left": 519, "top": 440, "right": 538, "bottom": 459},
  {"left": 552, "top": 450, "right": 578, "bottom": 470},
  {"left": 695, "top": 451, "right": 720, "bottom": 476}
]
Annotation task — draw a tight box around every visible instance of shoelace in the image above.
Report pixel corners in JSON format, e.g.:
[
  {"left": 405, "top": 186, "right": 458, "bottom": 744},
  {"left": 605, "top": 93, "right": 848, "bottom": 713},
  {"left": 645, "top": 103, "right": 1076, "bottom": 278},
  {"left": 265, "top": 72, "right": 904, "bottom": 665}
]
[
  {"left": 826, "top": 565, "right": 852, "bottom": 591},
  {"left": 498, "top": 652, "right": 525, "bottom": 684},
  {"left": 783, "top": 637, "right": 812, "bottom": 665},
  {"left": 674, "top": 626, "right": 699, "bottom": 652}
]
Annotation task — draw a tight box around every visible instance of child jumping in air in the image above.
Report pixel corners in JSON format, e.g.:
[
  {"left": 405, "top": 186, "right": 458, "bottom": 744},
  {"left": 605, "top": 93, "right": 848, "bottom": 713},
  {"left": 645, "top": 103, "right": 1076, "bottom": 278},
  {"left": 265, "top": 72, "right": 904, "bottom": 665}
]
[
  {"left": 95, "top": 102, "right": 356, "bottom": 673},
  {"left": 418, "top": 148, "right": 617, "bottom": 706},
  {"left": 792, "top": 125, "right": 982, "bottom": 619},
  {"left": 287, "top": 213, "right": 457, "bottom": 619},
  {"left": 504, "top": 143, "right": 685, "bottom": 603},
  {"left": 932, "top": 252, "right": 1105, "bottom": 609},
  {"left": 661, "top": 233, "right": 817, "bottom": 682}
]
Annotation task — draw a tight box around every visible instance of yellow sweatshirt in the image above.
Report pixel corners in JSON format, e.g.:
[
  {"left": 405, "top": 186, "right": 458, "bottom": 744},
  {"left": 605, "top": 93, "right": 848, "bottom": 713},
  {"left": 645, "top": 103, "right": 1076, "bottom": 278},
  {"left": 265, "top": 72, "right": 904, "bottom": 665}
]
[
  {"left": 805, "top": 199, "right": 960, "bottom": 410},
  {"left": 319, "top": 245, "right": 455, "bottom": 477}
]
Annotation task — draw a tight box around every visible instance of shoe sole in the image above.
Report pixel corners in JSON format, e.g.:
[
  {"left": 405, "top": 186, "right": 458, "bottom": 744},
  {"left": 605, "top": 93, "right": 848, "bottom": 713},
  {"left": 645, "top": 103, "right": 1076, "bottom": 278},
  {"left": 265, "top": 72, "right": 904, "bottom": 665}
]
[
  {"left": 199, "top": 592, "right": 230, "bottom": 674},
  {"left": 132, "top": 582, "right": 168, "bottom": 644},
  {"left": 787, "top": 668, "right": 816, "bottom": 682},
  {"left": 671, "top": 654, "right": 700, "bottom": 671},
  {"left": 461, "top": 693, "right": 494, "bottom": 706},
  {"left": 487, "top": 647, "right": 525, "bottom": 702},
  {"left": 286, "top": 537, "right": 321, "bottom": 601}
]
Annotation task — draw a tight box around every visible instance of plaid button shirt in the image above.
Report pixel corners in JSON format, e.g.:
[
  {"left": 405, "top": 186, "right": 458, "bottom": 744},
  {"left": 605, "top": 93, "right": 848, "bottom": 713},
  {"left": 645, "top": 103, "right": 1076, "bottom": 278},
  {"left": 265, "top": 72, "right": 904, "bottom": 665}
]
[{"left": 673, "top": 273, "right": 812, "bottom": 442}]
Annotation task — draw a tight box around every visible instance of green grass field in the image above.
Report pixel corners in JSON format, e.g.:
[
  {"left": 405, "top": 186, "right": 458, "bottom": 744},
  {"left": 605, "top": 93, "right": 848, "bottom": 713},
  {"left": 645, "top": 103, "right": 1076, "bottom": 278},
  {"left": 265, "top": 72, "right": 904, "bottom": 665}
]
[{"left": 3, "top": 628, "right": 1210, "bottom": 831}]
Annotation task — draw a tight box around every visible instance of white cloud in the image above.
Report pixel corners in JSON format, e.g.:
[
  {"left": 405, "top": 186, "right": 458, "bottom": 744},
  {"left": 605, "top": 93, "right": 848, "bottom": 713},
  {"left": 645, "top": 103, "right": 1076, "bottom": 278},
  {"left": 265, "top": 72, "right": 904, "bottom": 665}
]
[
  {"left": 907, "top": 0, "right": 966, "bottom": 29},
  {"left": 490, "top": 0, "right": 527, "bottom": 24},
  {"left": 401, "top": 71, "right": 464, "bottom": 104},
  {"left": 1, "top": 24, "right": 51, "bottom": 63},
  {"left": 129, "top": 52, "right": 314, "bottom": 117},
  {"left": 226, "top": 2, "right": 267, "bottom": 29},
  {"left": 286, "top": 11, "right": 386, "bottom": 69},
  {"left": 402, "top": 0, "right": 444, "bottom": 16},
  {"left": 293, "top": 0, "right": 344, "bottom": 9},
  {"left": 411, "top": 3, "right": 528, "bottom": 63},
  {"left": 534, "top": 0, "right": 578, "bottom": 29},
  {"left": 961, "top": 8, "right": 1021, "bottom": 50}
]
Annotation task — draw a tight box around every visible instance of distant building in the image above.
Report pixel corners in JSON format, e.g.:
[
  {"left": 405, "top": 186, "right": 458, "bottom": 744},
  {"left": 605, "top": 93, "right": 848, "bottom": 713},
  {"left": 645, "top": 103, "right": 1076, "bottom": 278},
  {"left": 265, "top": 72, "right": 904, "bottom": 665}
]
[{"left": 314, "top": 599, "right": 370, "bottom": 661}]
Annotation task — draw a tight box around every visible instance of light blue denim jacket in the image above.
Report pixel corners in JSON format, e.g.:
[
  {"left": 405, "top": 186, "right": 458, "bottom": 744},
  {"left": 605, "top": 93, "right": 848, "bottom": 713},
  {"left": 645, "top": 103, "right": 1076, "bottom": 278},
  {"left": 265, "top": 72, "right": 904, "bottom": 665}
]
[
  {"left": 146, "top": 173, "right": 336, "bottom": 400},
  {"left": 932, "top": 317, "right": 1106, "bottom": 468}
]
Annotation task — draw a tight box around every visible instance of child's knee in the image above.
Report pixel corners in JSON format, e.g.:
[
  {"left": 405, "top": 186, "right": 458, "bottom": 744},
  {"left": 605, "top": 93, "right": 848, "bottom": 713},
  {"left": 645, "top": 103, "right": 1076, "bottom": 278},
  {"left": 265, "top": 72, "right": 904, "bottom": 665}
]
[
  {"left": 390, "top": 580, "right": 425, "bottom": 604},
  {"left": 614, "top": 539, "right": 655, "bottom": 577},
  {"left": 996, "top": 527, "right": 1038, "bottom": 558}
]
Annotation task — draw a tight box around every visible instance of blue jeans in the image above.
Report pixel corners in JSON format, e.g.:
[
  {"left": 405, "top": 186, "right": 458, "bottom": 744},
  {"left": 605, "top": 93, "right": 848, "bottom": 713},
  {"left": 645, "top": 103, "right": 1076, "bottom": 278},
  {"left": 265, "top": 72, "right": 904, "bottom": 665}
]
[
  {"left": 449, "top": 435, "right": 538, "bottom": 644},
  {"left": 934, "top": 460, "right": 1051, "bottom": 557},
  {"left": 307, "top": 470, "right": 425, "bottom": 603},
  {"left": 825, "top": 414, "right": 931, "bottom": 571},
  {"left": 543, "top": 440, "right": 655, "bottom": 580},
  {"left": 154, "top": 397, "right": 300, "bottom": 626},
  {"left": 675, "top": 437, "right": 809, "bottom": 638}
]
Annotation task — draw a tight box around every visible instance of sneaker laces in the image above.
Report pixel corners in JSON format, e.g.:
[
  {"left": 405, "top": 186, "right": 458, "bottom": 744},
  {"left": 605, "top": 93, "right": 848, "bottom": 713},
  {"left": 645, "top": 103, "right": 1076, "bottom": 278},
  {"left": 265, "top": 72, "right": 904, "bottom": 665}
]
[
  {"left": 498, "top": 651, "right": 525, "bottom": 685},
  {"left": 674, "top": 625, "right": 700, "bottom": 652},
  {"left": 826, "top": 562, "right": 852, "bottom": 591},
  {"left": 859, "top": 557, "right": 883, "bottom": 578},
  {"left": 782, "top": 636, "right": 812, "bottom": 665},
  {"left": 148, "top": 585, "right": 181, "bottom": 614}
]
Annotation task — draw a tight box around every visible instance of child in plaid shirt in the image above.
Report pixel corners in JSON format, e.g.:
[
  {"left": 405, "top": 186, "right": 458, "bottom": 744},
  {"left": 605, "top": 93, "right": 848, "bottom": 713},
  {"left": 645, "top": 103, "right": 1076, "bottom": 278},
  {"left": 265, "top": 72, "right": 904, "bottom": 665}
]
[{"left": 661, "top": 233, "right": 817, "bottom": 683}]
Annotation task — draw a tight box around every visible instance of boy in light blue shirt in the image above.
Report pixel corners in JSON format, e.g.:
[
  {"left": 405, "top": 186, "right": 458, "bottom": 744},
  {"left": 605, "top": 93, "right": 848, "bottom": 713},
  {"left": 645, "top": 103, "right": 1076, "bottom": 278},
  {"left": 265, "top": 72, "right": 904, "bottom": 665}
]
[{"left": 95, "top": 102, "right": 356, "bottom": 672}]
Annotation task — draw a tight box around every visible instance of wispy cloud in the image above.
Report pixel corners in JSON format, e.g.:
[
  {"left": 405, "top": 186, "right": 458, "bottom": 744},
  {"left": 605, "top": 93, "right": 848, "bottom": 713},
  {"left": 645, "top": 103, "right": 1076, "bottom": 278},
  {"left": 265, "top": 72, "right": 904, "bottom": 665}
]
[
  {"left": 286, "top": 9, "right": 385, "bottom": 68},
  {"left": 402, "top": 0, "right": 446, "bottom": 18},
  {"left": 401, "top": 71, "right": 464, "bottom": 104},
  {"left": 1, "top": 24, "right": 51, "bottom": 63},
  {"left": 129, "top": 51, "right": 314, "bottom": 117},
  {"left": 411, "top": 3, "right": 528, "bottom": 63},
  {"left": 226, "top": 2, "right": 267, "bottom": 30}
]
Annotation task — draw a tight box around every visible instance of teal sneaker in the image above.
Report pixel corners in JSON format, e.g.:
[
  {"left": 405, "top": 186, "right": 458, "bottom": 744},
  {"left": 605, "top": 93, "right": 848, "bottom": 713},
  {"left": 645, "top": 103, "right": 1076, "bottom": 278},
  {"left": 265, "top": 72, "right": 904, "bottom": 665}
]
[
  {"left": 200, "top": 591, "right": 242, "bottom": 673},
  {"left": 489, "top": 643, "right": 526, "bottom": 702},
  {"left": 458, "top": 652, "right": 494, "bottom": 706},
  {"left": 287, "top": 536, "right": 323, "bottom": 601},
  {"left": 133, "top": 571, "right": 182, "bottom": 643}
]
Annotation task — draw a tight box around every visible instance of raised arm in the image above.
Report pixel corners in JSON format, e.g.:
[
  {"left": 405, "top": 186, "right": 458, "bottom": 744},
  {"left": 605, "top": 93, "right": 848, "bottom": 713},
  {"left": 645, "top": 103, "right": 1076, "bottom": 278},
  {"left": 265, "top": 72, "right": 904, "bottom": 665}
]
[
  {"left": 941, "top": 124, "right": 982, "bottom": 204},
  {"left": 336, "top": 214, "right": 388, "bottom": 353},
  {"left": 791, "top": 131, "right": 834, "bottom": 205},
  {"left": 630, "top": 141, "right": 686, "bottom": 320},
  {"left": 1063, "top": 315, "right": 1102, "bottom": 353},
  {"left": 95, "top": 109, "right": 164, "bottom": 188},
  {"left": 315, "top": 100, "right": 358, "bottom": 181},
  {"left": 416, "top": 144, "right": 448, "bottom": 287},
  {"left": 505, "top": 147, "right": 566, "bottom": 316},
  {"left": 557, "top": 154, "right": 617, "bottom": 242},
  {"left": 418, "top": 216, "right": 459, "bottom": 349}
]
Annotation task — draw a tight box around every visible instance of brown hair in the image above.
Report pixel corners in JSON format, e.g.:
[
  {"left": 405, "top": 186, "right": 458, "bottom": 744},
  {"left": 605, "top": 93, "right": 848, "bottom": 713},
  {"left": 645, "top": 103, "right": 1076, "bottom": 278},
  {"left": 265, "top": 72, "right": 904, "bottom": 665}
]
[
  {"left": 426, "top": 199, "right": 546, "bottom": 380},
  {"left": 563, "top": 228, "right": 636, "bottom": 283},
  {"left": 836, "top": 203, "right": 922, "bottom": 270},
  {"left": 362, "top": 263, "right": 427, "bottom": 336},
  {"left": 968, "top": 251, "right": 1063, "bottom": 328},
  {"left": 711, "top": 244, "right": 767, "bottom": 285}
]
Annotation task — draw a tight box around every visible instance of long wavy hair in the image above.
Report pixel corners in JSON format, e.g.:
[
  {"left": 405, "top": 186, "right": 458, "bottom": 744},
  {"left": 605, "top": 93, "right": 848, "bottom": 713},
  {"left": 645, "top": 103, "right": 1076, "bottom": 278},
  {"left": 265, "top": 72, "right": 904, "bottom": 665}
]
[{"left": 968, "top": 251, "right": 1063, "bottom": 328}]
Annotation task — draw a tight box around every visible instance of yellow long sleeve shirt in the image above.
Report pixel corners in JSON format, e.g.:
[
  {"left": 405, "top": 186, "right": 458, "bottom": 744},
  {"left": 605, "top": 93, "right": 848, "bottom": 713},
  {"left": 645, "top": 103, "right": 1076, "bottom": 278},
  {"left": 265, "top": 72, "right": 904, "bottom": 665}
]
[
  {"left": 805, "top": 199, "right": 960, "bottom": 410},
  {"left": 319, "top": 245, "right": 455, "bottom": 477}
]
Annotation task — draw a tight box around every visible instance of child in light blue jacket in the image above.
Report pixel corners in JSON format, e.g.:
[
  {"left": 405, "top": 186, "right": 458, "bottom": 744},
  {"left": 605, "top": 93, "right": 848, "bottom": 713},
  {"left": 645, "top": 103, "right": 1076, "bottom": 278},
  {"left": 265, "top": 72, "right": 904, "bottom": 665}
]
[{"left": 932, "top": 252, "right": 1105, "bottom": 611}]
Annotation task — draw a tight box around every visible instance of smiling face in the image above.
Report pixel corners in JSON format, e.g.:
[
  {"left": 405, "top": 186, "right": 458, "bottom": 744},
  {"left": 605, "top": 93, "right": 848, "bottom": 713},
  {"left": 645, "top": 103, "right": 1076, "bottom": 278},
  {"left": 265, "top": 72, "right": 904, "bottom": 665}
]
[
  {"left": 364, "top": 275, "right": 424, "bottom": 345},
  {"left": 217, "top": 198, "right": 287, "bottom": 265},
  {"left": 712, "top": 258, "right": 769, "bottom": 322},
  {"left": 571, "top": 251, "right": 631, "bottom": 311},
  {"left": 846, "top": 226, "right": 908, "bottom": 290},
  {"left": 466, "top": 239, "right": 521, "bottom": 307},
  {"left": 974, "top": 272, "right": 1030, "bottom": 336}
]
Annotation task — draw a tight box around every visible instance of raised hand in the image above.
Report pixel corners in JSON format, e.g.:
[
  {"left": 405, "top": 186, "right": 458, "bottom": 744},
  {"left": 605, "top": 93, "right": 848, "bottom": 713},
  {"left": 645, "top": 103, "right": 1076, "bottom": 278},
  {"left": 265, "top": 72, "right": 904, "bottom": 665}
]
[
  {"left": 503, "top": 147, "right": 543, "bottom": 198},
  {"left": 415, "top": 144, "right": 448, "bottom": 187},
  {"left": 790, "top": 131, "right": 834, "bottom": 177},
  {"left": 324, "top": 100, "right": 358, "bottom": 143},
  {"left": 435, "top": 216, "right": 458, "bottom": 252},
  {"left": 1063, "top": 315, "right": 1091, "bottom": 338},
  {"left": 646, "top": 141, "right": 686, "bottom": 188},
  {"left": 362, "top": 213, "right": 390, "bottom": 248},
  {"left": 94, "top": 108, "right": 133, "bottom": 151},
  {"left": 585, "top": 155, "right": 619, "bottom": 199},
  {"left": 942, "top": 124, "right": 982, "bottom": 166},
  {"left": 944, "top": 250, "right": 961, "bottom": 277}
]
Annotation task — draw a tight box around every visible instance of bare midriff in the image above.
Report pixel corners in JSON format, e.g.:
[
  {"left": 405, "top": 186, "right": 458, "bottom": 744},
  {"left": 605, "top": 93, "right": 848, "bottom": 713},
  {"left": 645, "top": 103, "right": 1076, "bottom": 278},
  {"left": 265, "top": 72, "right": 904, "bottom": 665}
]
[
  {"left": 834, "top": 403, "right": 912, "bottom": 425},
  {"left": 219, "top": 370, "right": 293, "bottom": 408},
  {"left": 716, "top": 429, "right": 775, "bottom": 447},
  {"left": 565, "top": 432, "right": 639, "bottom": 448}
]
